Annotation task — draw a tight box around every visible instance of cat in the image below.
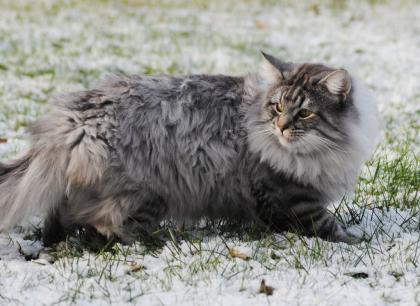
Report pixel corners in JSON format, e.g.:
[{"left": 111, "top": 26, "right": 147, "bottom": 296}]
[{"left": 0, "top": 52, "right": 379, "bottom": 245}]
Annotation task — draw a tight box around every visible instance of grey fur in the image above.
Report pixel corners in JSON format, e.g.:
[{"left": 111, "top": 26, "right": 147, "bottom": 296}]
[{"left": 0, "top": 53, "right": 379, "bottom": 244}]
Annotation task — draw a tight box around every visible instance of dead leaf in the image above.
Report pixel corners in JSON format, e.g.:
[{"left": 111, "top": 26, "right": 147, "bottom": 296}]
[
  {"left": 259, "top": 279, "right": 274, "bottom": 296},
  {"left": 0, "top": 138, "right": 7, "bottom": 144},
  {"left": 389, "top": 271, "right": 404, "bottom": 281},
  {"left": 129, "top": 262, "right": 146, "bottom": 273},
  {"left": 308, "top": 4, "right": 320, "bottom": 15},
  {"left": 255, "top": 19, "right": 266, "bottom": 29},
  {"left": 228, "top": 248, "right": 251, "bottom": 261},
  {"left": 344, "top": 272, "right": 369, "bottom": 279}
]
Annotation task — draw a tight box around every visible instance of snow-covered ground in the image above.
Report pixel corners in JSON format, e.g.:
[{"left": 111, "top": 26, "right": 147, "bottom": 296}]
[{"left": 0, "top": 0, "right": 419, "bottom": 305}]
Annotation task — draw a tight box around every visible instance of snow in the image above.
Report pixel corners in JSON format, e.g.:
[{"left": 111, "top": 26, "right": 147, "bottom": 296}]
[
  {"left": 1, "top": 208, "right": 419, "bottom": 305},
  {"left": 0, "top": 0, "right": 419, "bottom": 305}
]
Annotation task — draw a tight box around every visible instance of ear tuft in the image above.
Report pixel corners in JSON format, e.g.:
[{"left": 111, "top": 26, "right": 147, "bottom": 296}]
[
  {"left": 261, "top": 60, "right": 283, "bottom": 85},
  {"left": 260, "top": 51, "right": 294, "bottom": 85},
  {"left": 319, "top": 69, "right": 352, "bottom": 96}
]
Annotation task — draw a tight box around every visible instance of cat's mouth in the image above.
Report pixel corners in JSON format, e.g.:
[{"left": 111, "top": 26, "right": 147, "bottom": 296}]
[{"left": 274, "top": 128, "right": 303, "bottom": 147}]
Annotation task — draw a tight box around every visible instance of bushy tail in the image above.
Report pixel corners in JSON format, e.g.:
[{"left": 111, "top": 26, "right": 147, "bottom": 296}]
[
  {"left": 0, "top": 148, "right": 67, "bottom": 231},
  {"left": 0, "top": 88, "right": 117, "bottom": 232}
]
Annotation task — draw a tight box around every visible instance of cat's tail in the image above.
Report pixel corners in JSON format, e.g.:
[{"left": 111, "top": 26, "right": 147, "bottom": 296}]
[
  {"left": 0, "top": 91, "right": 113, "bottom": 232},
  {"left": 0, "top": 95, "right": 111, "bottom": 232},
  {"left": 0, "top": 147, "right": 67, "bottom": 231}
]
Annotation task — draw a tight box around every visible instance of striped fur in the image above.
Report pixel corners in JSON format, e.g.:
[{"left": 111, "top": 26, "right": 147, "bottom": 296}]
[{"left": 0, "top": 53, "right": 379, "bottom": 245}]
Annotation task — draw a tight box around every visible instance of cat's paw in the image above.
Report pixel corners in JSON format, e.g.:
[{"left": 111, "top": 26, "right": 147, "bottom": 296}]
[
  {"left": 332, "top": 224, "right": 366, "bottom": 244},
  {"left": 342, "top": 225, "right": 366, "bottom": 244}
]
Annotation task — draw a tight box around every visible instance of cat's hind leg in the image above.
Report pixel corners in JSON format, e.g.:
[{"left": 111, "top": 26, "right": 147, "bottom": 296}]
[
  {"left": 63, "top": 189, "right": 167, "bottom": 245},
  {"left": 42, "top": 208, "right": 70, "bottom": 246},
  {"left": 120, "top": 193, "right": 168, "bottom": 244}
]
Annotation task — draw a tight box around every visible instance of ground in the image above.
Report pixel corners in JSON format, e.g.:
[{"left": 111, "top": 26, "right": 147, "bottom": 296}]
[{"left": 0, "top": 0, "right": 419, "bottom": 305}]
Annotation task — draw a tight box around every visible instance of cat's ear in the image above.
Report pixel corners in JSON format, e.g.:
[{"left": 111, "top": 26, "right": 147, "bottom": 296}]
[
  {"left": 260, "top": 51, "right": 292, "bottom": 84},
  {"left": 319, "top": 69, "right": 352, "bottom": 97}
]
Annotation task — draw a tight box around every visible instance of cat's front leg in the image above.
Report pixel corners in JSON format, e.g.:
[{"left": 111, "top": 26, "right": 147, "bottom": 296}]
[
  {"left": 286, "top": 204, "right": 364, "bottom": 244},
  {"left": 253, "top": 183, "right": 363, "bottom": 244}
]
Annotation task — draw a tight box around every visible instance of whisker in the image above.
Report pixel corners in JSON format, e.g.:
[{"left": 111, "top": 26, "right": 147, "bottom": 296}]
[
  {"left": 301, "top": 134, "right": 349, "bottom": 155},
  {"left": 316, "top": 137, "right": 347, "bottom": 153},
  {"left": 247, "top": 129, "right": 274, "bottom": 141}
]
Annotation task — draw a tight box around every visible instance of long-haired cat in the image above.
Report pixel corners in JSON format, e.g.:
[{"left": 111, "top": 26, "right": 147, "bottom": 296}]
[{"left": 0, "top": 52, "right": 379, "bottom": 245}]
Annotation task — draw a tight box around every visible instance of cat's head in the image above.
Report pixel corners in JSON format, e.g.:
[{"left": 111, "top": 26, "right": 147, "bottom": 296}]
[{"left": 252, "top": 52, "right": 356, "bottom": 154}]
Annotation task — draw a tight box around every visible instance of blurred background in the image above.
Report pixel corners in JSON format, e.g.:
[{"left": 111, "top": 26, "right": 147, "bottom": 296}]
[
  {"left": 0, "top": 1, "right": 419, "bottom": 305},
  {"left": 0, "top": 0, "right": 419, "bottom": 158}
]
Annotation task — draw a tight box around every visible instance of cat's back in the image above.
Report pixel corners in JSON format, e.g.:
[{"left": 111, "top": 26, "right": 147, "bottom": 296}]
[
  {"left": 110, "top": 73, "right": 247, "bottom": 209},
  {"left": 114, "top": 73, "right": 244, "bottom": 112},
  {"left": 114, "top": 73, "right": 245, "bottom": 145}
]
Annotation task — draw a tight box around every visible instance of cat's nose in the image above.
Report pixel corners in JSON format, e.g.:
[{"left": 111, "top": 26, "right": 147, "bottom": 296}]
[{"left": 277, "top": 117, "right": 291, "bottom": 134}]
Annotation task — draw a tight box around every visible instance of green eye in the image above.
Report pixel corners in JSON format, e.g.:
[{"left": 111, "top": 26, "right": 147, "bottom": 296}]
[
  {"left": 276, "top": 103, "right": 283, "bottom": 113},
  {"left": 298, "top": 109, "right": 313, "bottom": 118}
]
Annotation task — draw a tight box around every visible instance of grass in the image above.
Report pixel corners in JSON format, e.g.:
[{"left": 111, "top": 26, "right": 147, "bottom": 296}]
[{"left": 0, "top": 0, "right": 419, "bottom": 305}]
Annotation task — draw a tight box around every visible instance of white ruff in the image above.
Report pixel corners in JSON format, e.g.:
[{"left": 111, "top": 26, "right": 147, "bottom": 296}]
[{"left": 246, "top": 78, "right": 380, "bottom": 203}]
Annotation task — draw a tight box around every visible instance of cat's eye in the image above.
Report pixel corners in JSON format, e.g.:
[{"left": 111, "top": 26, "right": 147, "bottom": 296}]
[
  {"left": 276, "top": 103, "right": 283, "bottom": 113},
  {"left": 298, "top": 109, "right": 313, "bottom": 118}
]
